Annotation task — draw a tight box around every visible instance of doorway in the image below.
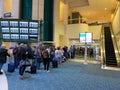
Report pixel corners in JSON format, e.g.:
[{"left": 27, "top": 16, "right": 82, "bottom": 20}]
[{"left": 69, "top": 39, "right": 100, "bottom": 62}]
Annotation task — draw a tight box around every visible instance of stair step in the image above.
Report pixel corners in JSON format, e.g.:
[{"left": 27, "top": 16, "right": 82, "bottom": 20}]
[{"left": 104, "top": 26, "right": 117, "bottom": 66}]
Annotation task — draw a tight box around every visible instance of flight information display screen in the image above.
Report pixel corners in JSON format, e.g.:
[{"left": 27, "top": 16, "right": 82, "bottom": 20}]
[
  {"left": 79, "top": 32, "right": 92, "bottom": 43},
  {"left": 29, "top": 22, "right": 38, "bottom": 28},
  {"left": 10, "top": 21, "right": 18, "bottom": 27},
  {"left": 10, "top": 28, "right": 19, "bottom": 33},
  {"left": 11, "top": 34, "right": 19, "bottom": 39},
  {"left": 0, "top": 19, "right": 39, "bottom": 42},
  {"left": 2, "top": 28, "right": 9, "bottom": 33},
  {"left": 29, "top": 29, "right": 38, "bottom": 34},
  {"left": 1, "top": 21, "right": 9, "bottom": 27}
]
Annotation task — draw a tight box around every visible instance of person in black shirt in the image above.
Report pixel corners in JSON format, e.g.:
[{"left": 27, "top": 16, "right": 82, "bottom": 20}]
[
  {"left": 42, "top": 50, "right": 50, "bottom": 72},
  {"left": 0, "top": 44, "right": 10, "bottom": 74}
]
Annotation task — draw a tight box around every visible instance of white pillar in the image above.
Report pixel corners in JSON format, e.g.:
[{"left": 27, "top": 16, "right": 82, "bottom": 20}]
[
  {"left": 96, "top": 46, "right": 99, "bottom": 60},
  {"left": 84, "top": 43, "right": 88, "bottom": 64},
  {"left": 32, "top": 0, "right": 44, "bottom": 20},
  {"left": 0, "top": 0, "right": 3, "bottom": 18},
  {"left": 12, "top": 0, "right": 20, "bottom": 18}
]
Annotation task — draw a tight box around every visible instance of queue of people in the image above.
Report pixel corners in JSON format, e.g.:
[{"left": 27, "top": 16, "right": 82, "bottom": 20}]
[{"left": 0, "top": 41, "right": 73, "bottom": 80}]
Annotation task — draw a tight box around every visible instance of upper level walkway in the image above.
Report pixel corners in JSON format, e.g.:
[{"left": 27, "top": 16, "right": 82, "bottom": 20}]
[{"left": 0, "top": 59, "right": 120, "bottom": 90}]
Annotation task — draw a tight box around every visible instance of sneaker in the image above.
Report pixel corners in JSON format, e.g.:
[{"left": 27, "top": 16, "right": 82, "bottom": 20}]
[
  {"left": 19, "top": 75, "right": 25, "bottom": 79},
  {"left": 44, "top": 70, "right": 47, "bottom": 72},
  {"left": 47, "top": 70, "right": 50, "bottom": 73},
  {"left": 0, "top": 72, "right": 3, "bottom": 74}
]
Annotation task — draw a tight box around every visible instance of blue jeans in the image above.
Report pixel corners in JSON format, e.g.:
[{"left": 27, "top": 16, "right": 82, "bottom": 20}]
[
  {"left": 35, "top": 58, "right": 42, "bottom": 69},
  {"left": 19, "top": 65, "right": 26, "bottom": 76},
  {"left": 43, "top": 59, "right": 50, "bottom": 71},
  {"left": 0, "top": 63, "right": 4, "bottom": 72},
  {"left": 57, "top": 57, "right": 62, "bottom": 64},
  {"left": 14, "top": 56, "right": 19, "bottom": 68}
]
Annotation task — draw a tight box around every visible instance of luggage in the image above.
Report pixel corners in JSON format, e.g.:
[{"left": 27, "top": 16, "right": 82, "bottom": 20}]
[
  {"left": 62, "top": 56, "right": 66, "bottom": 62},
  {"left": 30, "top": 65, "right": 36, "bottom": 74},
  {"left": 8, "top": 62, "right": 15, "bottom": 72},
  {"left": 52, "top": 60, "right": 58, "bottom": 68},
  {"left": 19, "top": 59, "right": 31, "bottom": 66}
]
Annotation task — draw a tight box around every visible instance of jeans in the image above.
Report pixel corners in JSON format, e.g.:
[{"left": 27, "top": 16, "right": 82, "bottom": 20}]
[
  {"left": 14, "top": 56, "right": 19, "bottom": 68},
  {"left": 19, "top": 65, "right": 26, "bottom": 76},
  {"left": 43, "top": 59, "right": 50, "bottom": 71},
  {"left": 35, "top": 58, "right": 42, "bottom": 69},
  {"left": 57, "top": 57, "right": 62, "bottom": 64},
  {"left": 0, "top": 63, "right": 4, "bottom": 72}
]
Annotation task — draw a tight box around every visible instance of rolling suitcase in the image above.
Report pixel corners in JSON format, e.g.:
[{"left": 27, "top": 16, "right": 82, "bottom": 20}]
[
  {"left": 52, "top": 60, "right": 58, "bottom": 68},
  {"left": 8, "top": 62, "right": 15, "bottom": 72},
  {"left": 30, "top": 65, "right": 36, "bottom": 74}
]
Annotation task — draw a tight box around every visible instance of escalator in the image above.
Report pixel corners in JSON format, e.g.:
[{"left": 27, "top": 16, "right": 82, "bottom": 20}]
[{"left": 104, "top": 27, "right": 117, "bottom": 67}]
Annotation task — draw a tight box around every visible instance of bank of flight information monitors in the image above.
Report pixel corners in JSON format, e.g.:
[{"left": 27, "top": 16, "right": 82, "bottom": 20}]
[{"left": 0, "top": 19, "right": 39, "bottom": 42}]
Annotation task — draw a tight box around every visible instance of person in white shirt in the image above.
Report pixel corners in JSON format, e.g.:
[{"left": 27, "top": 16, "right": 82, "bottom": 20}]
[{"left": 55, "top": 47, "right": 62, "bottom": 66}]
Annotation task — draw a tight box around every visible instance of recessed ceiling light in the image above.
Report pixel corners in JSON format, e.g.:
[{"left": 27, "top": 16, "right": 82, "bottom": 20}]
[{"left": 105, "top": 8, "right": 107, "bottom": 10}]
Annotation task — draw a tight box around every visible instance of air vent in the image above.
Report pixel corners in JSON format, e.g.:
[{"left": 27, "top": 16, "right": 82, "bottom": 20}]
[
  {"left": 64, "top": 0, "right": 89, "bottom": 8},
  {"left": 69, "top": 0, "right": 89, "bottom": 8}
]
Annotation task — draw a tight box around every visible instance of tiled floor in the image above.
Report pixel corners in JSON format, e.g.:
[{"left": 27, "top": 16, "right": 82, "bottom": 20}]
[{"left": 1, "top": 59, "right": 120, "bottom": 90}]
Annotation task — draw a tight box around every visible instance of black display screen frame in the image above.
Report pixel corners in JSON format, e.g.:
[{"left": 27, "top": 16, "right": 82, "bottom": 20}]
[{"left": 0, "top": 19, "right": 39, "bottom": 42}]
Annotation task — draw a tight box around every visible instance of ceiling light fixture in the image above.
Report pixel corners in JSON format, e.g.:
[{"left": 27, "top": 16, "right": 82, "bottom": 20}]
[{"left": 105, "top": 8, "right": 107, "bottom": 11}]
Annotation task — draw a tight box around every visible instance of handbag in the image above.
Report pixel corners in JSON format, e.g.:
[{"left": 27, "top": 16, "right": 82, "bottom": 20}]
[{"left": 19, "top": 59, "right": 31, "bottom": 66}]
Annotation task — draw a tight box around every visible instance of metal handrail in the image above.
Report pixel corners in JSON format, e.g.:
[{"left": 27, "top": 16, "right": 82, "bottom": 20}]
[
  {"left": 100, "top": 25, "right": 106, "bottom": 67},
  {"left": 109, "top": 23, "right": 120, "bottom": 67}
]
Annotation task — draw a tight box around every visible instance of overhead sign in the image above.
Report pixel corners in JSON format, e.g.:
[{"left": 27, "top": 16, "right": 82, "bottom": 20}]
[
  {"left": 79, "top": 32, "right": 92, "bottom": 43},
  {"left": 4, "top": 12, "right": 11, "bottom": 17}
]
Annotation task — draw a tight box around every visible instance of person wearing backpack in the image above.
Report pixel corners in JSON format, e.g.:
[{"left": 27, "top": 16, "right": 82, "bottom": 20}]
[{"left": 42, "top": 50, "right": 50, "bottom": 72}]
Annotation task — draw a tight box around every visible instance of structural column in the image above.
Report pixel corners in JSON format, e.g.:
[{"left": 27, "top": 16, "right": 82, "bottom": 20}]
[{"left": 44, "top": 0, "right": 54, "bottom": 41}]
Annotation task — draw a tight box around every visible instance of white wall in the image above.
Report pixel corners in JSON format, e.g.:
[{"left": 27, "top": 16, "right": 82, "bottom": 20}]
[
  {"left": 32, "top": 0, "right": 44, "bottom": 20},
  {"left": 112, "top": 7, "right": 120, "bottom": 35},
  {"left": 66, "top": 24, "right": 89, "bottom": 46},
  {"left": 112, "top": 6, "right": 120, "bottom": 53},
  {"left": 65, "top": 24, "right": 102, "bottom": 46},
  {"left": 0, "top": 0, "right": 3, "bottom": 18},
  {"left": 54, "top": 0, "right": 102, "bottom": 47},
  {"left": 12, "top": 0, "right": 20, "bottom": 18},
  {"left": 54, "top": 0, "right": 65, "bottom": 47},
  {"left": 89, "top": 25, "right": 102, "bottom": 40}
]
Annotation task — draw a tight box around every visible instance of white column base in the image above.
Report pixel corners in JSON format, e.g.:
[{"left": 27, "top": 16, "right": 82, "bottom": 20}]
[
  {"left": 101, "top": 64, "right": 105, "bottom": 69},
  {"left": 84, "top": 62, "right": 88, "bottom": 65}
]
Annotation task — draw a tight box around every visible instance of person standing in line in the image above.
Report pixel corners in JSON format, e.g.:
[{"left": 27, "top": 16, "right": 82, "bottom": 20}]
[
  {"left": 69, "top": 46, "right": 74, "bottom": 59},
  {"left": 18, "top": 43, "right": 28, "bottom": 79},
  {"left": 42, "top": 50, "right": 50, "bottom": 72},
  {"left": 34, "top": 48, "right": 43, "bottom": 69},
  {"left": 55, "top": 47, "right": 63, "bottom": 67},
  {"left": 36, "top": 41, "right": 44, "bottom": 50},
  {"left": 0, "top": 44, "right": 10, "bottom": 74},
  {"left": 13, "top": 45, "right": 19, "bottom": 69}
]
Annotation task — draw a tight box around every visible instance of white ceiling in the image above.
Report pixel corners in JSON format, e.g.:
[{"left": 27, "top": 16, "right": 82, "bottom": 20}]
[{"left": 63, "top": 0, "right": 118, "bottom": 23}]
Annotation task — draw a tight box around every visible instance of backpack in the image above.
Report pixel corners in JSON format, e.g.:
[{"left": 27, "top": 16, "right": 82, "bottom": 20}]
[{"left": 43, "top": 51, "right": 48, "bottom": 58}]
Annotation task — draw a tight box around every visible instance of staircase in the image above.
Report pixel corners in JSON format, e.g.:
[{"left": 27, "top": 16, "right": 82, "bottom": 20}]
[{"left": 104, "top": 27, "right": 117, "bottom": 67}]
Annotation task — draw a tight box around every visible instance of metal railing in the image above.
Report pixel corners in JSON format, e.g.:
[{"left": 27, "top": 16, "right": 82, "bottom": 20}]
[
  {"left": 110, "top": 23, "right": 120, "bottom": 67},
  {"left": 100, "top": 25, "right": 106, "bottom": 68},
  {"left": 68, "top": 18, "right": 87, "bottom": 24}
]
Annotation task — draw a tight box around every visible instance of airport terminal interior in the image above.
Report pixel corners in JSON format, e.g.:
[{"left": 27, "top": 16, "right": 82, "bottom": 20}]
[{"left": 0, "top": 0, "right": 120, "bottom": 90}]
